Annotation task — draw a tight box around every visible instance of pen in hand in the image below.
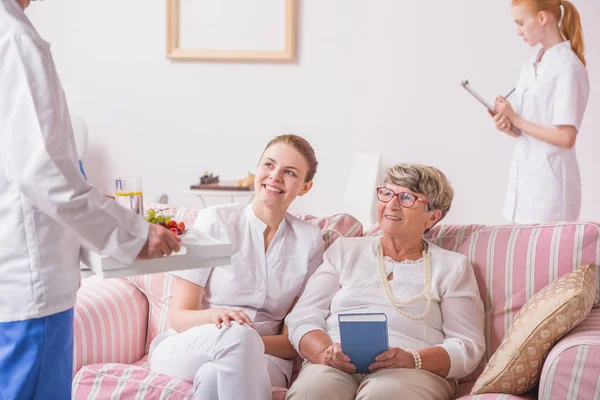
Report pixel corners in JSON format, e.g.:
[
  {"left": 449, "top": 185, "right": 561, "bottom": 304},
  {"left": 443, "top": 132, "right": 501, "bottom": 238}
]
[{"left": 488, "top": 88, "right": 516, "bottom": 117}]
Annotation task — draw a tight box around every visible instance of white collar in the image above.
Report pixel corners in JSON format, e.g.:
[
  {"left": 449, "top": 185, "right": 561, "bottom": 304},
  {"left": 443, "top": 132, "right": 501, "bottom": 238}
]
[
  {"left": 535, "top": 40, "right": 571, "bottom": 64},
  {"left": 244, "top": 204, "right": 287, "bottom": 233}
]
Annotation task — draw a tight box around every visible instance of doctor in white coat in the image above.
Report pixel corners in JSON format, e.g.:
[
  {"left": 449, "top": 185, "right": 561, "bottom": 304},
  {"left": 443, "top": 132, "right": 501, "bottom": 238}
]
[
  {"left": 492, "top": 0, "right": 590, "bottom": 224},
  {"left": 0, "top": 1, "right": 181, "bottom": 399}
]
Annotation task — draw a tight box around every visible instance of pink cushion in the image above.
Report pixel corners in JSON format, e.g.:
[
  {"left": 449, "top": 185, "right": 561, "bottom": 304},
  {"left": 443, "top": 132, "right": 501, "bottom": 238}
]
[
  {"left": 72, "top": 362, "right": 289, "bottom": 400},
  {"left": 289, "top": 212, "right": 364, "bottom": 246},
  {"left": 74, "top": 277, "right": 149, "bottom": 375},
  {"left": 125, "top": 274, "right": 175, "bottom": 353}
]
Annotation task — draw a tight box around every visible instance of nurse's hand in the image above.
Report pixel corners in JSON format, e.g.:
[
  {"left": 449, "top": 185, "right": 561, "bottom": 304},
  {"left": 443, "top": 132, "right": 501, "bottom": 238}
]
[
  {"left": 493, "top": 112, "right": 513, "bottom": 133},
  {"left": 495, "top": 96, "right": 519, "bottom": 124},
  {"left": 210, "top": 308, "right": 254, "bottom": 329},
  {"left": 137, "top": 223, "right": 181, "bottom": 259},
  {"left": 317, "top": 343, "right": 356, "bottom": 374}
]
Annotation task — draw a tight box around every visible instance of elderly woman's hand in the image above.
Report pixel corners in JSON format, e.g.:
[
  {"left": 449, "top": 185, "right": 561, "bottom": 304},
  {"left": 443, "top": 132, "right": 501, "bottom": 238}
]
[
  {"left": 369, "top": 347, "right": 414, "bottom": 372},
  {"left": 317, "top": 343, "right": 356, "bottom": 374}
]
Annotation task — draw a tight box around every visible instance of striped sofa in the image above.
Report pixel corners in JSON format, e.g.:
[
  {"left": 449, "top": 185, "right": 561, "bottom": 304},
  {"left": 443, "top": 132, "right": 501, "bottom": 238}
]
[{"left": 72, "top": 210, "right": 600, "bottom": 400}]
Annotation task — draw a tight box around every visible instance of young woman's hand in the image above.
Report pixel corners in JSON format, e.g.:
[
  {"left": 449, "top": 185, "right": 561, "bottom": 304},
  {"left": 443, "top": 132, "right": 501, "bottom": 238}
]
[
  {"left": 495, "top": 96, "right": 519, "bottom": 126},
  {"left": 493, "top": 112, "right": 513, "bottom": 133},
  {"left": 210, "top": 308, "right": 254, "bottom": 329}
]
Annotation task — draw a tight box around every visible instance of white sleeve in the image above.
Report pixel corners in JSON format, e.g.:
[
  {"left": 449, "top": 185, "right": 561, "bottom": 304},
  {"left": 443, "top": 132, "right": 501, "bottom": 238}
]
[
  {"left": 552, "top": 63, "right": 590, "bottom": 131},
  {"left": 299, "top": 229, "right": 326, "bottom": 294},
  {"left": 436, "top": 257, "right": 485, "bottom": 379},
  {"left": 0, "top": 34, "right": 148, "bottom": 265},
  {"left": 171, "top": 207, "right": 221, "bottom": 287},
  {"left": 286, "top": 240, "right": 342, "bottom": 352}
]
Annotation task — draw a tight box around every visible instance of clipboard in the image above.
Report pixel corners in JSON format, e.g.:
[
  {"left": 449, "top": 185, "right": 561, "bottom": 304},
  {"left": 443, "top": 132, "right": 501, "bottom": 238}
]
[
  {"left": 461, "top": 80, "right": 495, "bottom": 112},
  {"left": 461, "top": 80, "right": 521, "bottom": 135}
]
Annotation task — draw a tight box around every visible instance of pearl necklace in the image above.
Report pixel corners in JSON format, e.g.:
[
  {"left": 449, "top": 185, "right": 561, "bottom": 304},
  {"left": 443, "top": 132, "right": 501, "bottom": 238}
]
[{"left": 377, "top": 239, "right": 432, "bottom": 320}]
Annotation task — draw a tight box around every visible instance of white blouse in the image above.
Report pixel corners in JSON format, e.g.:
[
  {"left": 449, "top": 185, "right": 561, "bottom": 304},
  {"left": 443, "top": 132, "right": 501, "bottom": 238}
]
[
  {"left": 173, "top": 203, "right": 325, "bottom": 381},
  {"left": 285, "top": 236, "right": 485, "bottom": 379}
]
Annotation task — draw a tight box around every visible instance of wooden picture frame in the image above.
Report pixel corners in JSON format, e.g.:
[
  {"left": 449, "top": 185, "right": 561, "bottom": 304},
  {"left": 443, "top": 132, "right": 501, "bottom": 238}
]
[{"left": 166, "top": 0, "right": 297, "bottom": 62}]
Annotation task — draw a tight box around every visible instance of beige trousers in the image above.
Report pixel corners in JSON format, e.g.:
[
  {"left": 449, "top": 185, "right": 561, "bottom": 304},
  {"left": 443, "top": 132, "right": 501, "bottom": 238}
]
[{"left": 286, "top": 362, "right": 457, "bottom": 400}]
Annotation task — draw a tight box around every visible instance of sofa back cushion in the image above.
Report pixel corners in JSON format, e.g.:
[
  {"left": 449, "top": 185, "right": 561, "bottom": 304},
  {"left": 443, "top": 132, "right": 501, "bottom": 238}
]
[
  {"left": 127, "top": 207, "right": 363, "bottom": 351},
  {"left": 456, "top": 222, "right": 600, "bottom": 383}
]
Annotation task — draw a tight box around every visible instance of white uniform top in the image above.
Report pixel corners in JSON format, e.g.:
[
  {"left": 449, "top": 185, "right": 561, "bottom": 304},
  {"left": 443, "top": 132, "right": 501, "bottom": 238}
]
[
  {"left": 503, "top": 41, "right": 590, "bottom": 223},
  {"left": 0, "top": 0, "right": 148, "bottom": 322},
  {"left": 285, "top": 237, "right": 485, "bottom": 379},
  {"left": 172, "top": 203, "right": 325, "bottom": 382}
]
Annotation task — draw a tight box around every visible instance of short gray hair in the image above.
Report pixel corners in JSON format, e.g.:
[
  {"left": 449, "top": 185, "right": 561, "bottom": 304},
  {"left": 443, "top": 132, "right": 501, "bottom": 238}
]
[{"left": 384, "top": 163, "right": 454, "bottom": 221}]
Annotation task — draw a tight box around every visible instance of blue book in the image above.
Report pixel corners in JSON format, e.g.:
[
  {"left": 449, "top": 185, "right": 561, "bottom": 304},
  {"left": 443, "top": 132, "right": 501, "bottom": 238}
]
[{"left": 338, "top": 313, "right": 389, "bottom": 374}]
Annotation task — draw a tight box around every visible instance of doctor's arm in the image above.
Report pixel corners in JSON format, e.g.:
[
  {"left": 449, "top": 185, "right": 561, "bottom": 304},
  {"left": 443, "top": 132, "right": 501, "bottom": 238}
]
[
  {"left": 0, "top": 35, "right": 178, "bottom": 262},
  {"left": 495, "top": 97, "right": 577, "bottom": 148},
  {"left": 493, "top": 102, "right": 576, "bottom": 146},
  {"left": 513, "top": 119, "right": 577, "bottom": 149},
  {"left": 494, "top": 64, "right": 588, "bottom": 149}
]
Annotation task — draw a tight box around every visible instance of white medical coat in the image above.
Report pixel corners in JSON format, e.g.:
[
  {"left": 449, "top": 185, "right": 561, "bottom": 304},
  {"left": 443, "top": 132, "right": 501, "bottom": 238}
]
[
  {"left": 503, "top": 41, "right": 590, "bottom": 223},
  {"left": 0, "top": 0, "right": 148, "bottom": 322}
]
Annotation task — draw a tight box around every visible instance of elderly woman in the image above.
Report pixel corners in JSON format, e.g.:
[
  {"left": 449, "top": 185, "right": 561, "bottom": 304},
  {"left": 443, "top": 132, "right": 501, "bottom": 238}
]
[{"left": 284, "top": 163, "right": 485, "bottom": 400}]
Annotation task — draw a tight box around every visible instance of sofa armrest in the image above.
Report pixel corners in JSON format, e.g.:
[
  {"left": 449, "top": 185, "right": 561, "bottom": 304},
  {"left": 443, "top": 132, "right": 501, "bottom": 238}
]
[
  {"left": 73, "top": 276, "right": 149, "bottom": 376},
  {"left": 538, "top": 306, "right": 600, "bottom": 399}
]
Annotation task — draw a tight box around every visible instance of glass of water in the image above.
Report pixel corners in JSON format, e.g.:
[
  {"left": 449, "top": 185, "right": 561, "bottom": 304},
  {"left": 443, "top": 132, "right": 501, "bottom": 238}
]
[{"left": 114, "top": 176, "right": 144, "bottom": 216}]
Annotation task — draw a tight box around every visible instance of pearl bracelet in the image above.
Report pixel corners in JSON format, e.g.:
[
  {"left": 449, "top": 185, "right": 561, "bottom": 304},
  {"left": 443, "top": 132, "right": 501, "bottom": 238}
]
[{"left": 406, "top": 349, "right": 422, "bottom": 369}]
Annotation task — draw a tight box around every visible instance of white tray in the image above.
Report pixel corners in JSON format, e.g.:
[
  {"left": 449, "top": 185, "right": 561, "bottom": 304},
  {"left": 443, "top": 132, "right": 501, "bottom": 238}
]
[{"left": 80, "top": 228, "right": 232, "bottom": 279}]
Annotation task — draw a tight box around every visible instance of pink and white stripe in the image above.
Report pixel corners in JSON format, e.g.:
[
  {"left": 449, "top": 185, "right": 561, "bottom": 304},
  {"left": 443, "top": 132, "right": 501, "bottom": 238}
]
[
  {"left": 73, "top": 276, "right": 148, "bottom": 376},
  {"left": 72, "top": 363, "right": 194, "bottom": 399},
  {"left": 538, "top": 306, "right": 600, "bottom": 400},
  {"left": 125, "top": 273, "right": 176, "bottom": 352}
]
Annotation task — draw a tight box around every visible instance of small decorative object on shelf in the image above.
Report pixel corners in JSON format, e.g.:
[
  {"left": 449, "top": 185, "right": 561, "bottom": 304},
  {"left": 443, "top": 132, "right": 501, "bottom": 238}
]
[
  {"left": 237, "top": 172, "right": 255, "bottom": 188},
  {"left": 200, "top": 171, "right": 219, "bottom": 185}
]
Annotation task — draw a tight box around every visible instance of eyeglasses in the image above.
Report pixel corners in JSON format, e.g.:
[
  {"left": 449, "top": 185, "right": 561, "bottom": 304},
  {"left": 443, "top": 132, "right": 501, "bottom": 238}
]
[{"left": 376, "top": 187, "right": 429, "bottom": 208}]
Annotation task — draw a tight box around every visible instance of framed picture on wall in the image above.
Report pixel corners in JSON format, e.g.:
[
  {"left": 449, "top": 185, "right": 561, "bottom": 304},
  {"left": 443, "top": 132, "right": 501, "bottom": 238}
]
[{"left": 166, "top": 0, "right": 297, "bottom": 62}]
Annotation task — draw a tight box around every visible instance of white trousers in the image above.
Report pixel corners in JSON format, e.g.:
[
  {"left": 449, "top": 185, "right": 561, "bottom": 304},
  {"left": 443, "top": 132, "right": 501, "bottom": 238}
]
[{"left": 149, "top": 323, "right": 284, "bottom": 400}]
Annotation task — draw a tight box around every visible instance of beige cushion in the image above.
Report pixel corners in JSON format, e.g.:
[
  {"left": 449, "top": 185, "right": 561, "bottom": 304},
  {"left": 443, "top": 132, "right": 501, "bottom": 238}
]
[{"left": 471, "top": 263, "right": 596, "bottom": 395}]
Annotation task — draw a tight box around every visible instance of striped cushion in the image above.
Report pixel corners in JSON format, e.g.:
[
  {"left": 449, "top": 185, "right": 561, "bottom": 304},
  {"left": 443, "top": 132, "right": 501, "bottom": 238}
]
[
  {"left": 127, "top": 208, "right": 363, "bottom": 351},
  {"left": 289, "top": 212, "right": 364, "bottom": 246},
  {"left": 125, "top": 274, "right": 175, "bottom": 353},
  {"left": 71, "top": 362, "right": 290, "bottom": 400},
  {"left": 538, "top": 306, "right": 600, "bottom": 399},
  {"left": 74, "top": 276, "right": 149, "bottom": 376}
]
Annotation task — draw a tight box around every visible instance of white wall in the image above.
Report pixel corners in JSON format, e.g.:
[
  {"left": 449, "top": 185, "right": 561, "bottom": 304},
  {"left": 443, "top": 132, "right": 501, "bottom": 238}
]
[{"left": 27, "top": 0, "right": 600, "bottom": 225}]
